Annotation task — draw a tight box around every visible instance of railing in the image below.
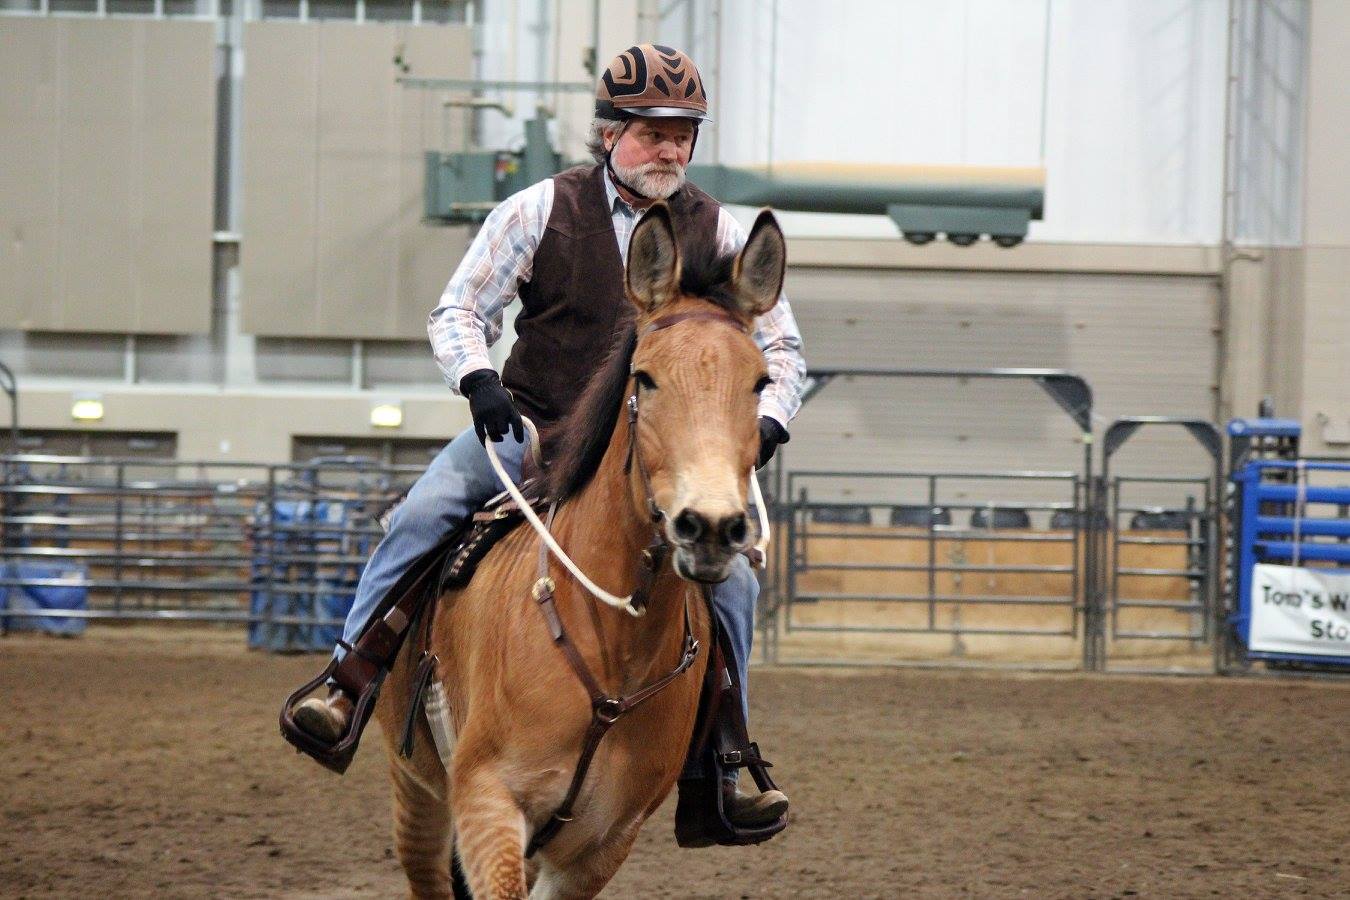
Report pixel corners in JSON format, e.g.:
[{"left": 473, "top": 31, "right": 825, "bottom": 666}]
[
  {"left": 1230, "top": 459, "right": 1350, "bottom": 668},
  {"left": 0, "top": 455, "right": 421, "bottom": 649},
  {"left": 784, "top": 470, "right": 1083, "bottom": 651}
]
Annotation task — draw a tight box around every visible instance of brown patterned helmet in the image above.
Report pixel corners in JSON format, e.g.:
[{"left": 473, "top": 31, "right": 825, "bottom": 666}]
[{"left": 596, "top": 44, "right": 710, "bottom": 122}]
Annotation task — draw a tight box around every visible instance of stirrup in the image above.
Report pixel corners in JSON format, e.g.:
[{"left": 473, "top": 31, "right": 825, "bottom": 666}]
[
  {"left": 674, "top": 752, "right": 788, "bottom": 849},
  {"left": 279, "top": 657, "right": 385, "bottom": 775}
]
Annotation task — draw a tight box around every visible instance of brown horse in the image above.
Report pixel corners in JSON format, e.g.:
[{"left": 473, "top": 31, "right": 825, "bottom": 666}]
[{"left": 372, "top": 204, "right": 787, "bottom": 899}]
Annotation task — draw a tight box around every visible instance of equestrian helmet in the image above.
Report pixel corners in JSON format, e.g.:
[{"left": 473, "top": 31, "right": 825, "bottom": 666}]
[{"left": 596, "top": 44, "right": 710, "bottom": 122}]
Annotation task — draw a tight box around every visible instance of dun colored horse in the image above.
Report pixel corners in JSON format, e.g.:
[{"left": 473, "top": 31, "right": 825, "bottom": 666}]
[{"left": 372, "top": 204, "right": 787, "bottom": 899}]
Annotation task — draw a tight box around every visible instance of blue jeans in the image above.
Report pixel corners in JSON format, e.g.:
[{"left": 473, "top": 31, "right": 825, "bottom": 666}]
[{"left": 339, "top": 427, "right": 758, "bottom": 723}]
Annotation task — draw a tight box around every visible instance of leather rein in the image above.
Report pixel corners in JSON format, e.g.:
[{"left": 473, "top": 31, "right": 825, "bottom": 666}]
[{"left": 525, "top": 307, "right": 749, "bottom": 858}]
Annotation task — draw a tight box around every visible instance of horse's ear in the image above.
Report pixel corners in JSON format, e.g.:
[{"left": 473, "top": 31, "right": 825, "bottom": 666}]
[
  {"left": 626, "top": 203, "right": 682, "bottom": 314},
  {"left": 732, "top": 209, "right": 786, "bottom": 317}
]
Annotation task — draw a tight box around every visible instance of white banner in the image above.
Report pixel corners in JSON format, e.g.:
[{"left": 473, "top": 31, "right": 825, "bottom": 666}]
[{"left": 1249, "top": 564, "right": 1350, "bottom": 658}]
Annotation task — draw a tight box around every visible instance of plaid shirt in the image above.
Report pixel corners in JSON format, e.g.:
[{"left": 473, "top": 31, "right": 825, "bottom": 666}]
[{"left": 427, "top": 170, "right": 807, "bottom": 427}]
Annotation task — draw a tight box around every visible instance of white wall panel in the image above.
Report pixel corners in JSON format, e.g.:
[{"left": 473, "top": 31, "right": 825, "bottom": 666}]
[{"left": 687, "top": 0, "right": 1228, "bottom": 244}]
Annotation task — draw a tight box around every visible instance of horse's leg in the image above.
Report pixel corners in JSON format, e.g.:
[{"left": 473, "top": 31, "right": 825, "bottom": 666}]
[
  {"left": 528, "top": 822, "right": 641, "bottom": 900},
  {"left": 451, "top": 757, "right": 529, "bottom": 900},
  {"left": 389, "top": 753, "right": 455, "bottom": 900}
]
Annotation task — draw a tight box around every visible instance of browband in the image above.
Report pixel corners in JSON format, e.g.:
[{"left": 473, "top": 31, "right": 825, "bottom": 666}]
[{"left": 640, "top": 309, "right": 749, "bottom": 337}]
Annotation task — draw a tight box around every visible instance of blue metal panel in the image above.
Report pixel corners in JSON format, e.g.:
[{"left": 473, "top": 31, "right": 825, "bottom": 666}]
[
  {"left": 1227, "top": 418, "right": 1302, "bottom": 438},
  {"left": 1253, "top": 541, "right": 1350, "bottom": 564},
  {"left": 1252, "top": 483, "right": 1350, "bottom": 504},
  {"left": 1231, "top": 459, "right": 1350, "bottom": 666},
  {"left": 1254, "top": 516, "right": 1350, "bottom": 538}
]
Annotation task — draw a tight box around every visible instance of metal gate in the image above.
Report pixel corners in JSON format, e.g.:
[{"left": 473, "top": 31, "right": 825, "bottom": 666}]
[
  {"left": 759, "top": 367, "right": 1096, "bottom": 669},
  {"left": 1097, "top": 418, "right": 1222, "bottom": 672}
]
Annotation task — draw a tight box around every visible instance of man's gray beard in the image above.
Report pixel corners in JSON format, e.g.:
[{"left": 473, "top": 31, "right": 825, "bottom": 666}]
[{"left": 612, "top": 158, "right": 686, "bottom": 200}]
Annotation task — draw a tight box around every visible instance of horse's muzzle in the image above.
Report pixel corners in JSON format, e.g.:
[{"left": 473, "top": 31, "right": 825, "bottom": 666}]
[{"left": 669, "top": 508, "right": 751, "bottom": 583}]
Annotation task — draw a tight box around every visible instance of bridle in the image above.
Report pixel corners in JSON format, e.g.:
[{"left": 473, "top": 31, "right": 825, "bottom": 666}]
[
  {"left": 625, "top": 309, "right": 752, "bottom": 528},
  {"left": 522, "top": 306, "right": 750, "bottom": 859},
  {"left": 483, "top": 307, "right": 758, "bottom": 617}
]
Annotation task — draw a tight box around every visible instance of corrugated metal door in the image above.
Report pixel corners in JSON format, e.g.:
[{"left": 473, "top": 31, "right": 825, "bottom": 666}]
[{"left": 781, "top": 267, "right": 1219, "bottom": 509}]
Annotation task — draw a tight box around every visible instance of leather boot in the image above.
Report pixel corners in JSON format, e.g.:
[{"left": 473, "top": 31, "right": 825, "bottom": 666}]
[
  {"left": 290, "top": 686, "right": 355, "bottom": 746},
  {"left": 723, "top": 780, "right": 790, "bottom": 828}
]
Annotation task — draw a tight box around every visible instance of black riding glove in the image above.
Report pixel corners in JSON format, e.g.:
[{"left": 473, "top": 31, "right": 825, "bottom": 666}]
[
  {"left": 460, "top": 369, "right": 524, "bottom": 444},
  {"left": 757, "top": 416, "right": 790, "bottom": 469}
]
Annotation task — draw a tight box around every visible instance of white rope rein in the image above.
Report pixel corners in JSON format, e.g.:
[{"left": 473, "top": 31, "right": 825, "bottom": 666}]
[
  {"left": 749, "top": 470, "right": 771, "bottom": 568},
  {"left": 483, "top": 418, "right": 772, "bottom": 613},
  {"left": 484, "top": 426, "right": 644, "bottom": 618}
]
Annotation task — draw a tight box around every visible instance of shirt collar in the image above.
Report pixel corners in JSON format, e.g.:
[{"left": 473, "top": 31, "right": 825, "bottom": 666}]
[{"left": 602, "top": 167, "right": 638, "bottom": 218}]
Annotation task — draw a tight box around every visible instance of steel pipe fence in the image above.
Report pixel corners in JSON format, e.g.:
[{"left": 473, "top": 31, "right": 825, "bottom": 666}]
[
  {"left": 0, "top": 420, "right": 1231, "bottom": 673},
  {"left": 784, "top": 470, "right": 1084, "bottom": 642},
  {"left": 0, "top": 454, "right": 421, "bottom": 646}
]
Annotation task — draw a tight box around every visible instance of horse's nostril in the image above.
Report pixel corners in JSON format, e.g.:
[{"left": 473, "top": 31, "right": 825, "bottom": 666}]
[
  {"left": 721, "top": 513, "right": 749, "bottom": 548},
  {"left": 673, "top": 509, "right": 705, "bottom": 543}
]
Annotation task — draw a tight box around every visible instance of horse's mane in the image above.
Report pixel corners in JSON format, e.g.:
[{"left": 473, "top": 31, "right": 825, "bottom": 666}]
[{"left": 544, "top": 227, "right": 745, "bottom": 504}]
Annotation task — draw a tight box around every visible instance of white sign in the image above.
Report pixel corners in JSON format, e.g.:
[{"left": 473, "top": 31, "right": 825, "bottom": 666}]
[{"left": 1249, "top": 564, "right": 1350, "bottom": 658}]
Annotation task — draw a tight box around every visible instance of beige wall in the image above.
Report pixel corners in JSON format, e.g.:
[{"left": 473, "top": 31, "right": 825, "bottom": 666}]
[
  {"left": 1297, "top": 1, "right": 1350, "bottom": 453},
  {"left": 1216, "top": 2, "right": 1349, "bottom": 455},
  {"left": 2, "top": 240, "right": 1220, "bottom": 467},
  {"left": 0, "top": 18, "right": 216, "bottom": 334},
  {"left": 1221, "top": 247, "right": 1304, "bottom": 423},
  {"left": 9, "top": 386, "right": 471, "bottom": 463},
  {"left": 240, "top": 22, "right": 472, "bottom": 339}
]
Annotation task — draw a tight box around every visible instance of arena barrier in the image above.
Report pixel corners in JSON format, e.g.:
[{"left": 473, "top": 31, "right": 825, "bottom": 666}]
[
  {"left": 1228, "top": 459, "right": 1350, "bottom": 670},
  {"left": 756, "top": 367, "right": 1100, "bottom": 670},
  {"left": 0, "top": 454, "right": 418, "bottom": 649},
  {"left": 1098, "top": 417, "right": 1223, "bottom": 673},
  {"left": 778, "top": 469, "right": 1086, "bottom": 670}
]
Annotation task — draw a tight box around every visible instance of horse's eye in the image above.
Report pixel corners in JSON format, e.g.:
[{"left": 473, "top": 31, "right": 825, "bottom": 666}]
[
  {"left": 754, "top": 375, "right": 771, "bottom": 395},
  {"left": 635, "top": 370, "right": 658, "bottom": 391}
]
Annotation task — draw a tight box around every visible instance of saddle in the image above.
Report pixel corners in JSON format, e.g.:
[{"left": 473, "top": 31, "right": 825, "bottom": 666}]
[{"left": 278, "top": 483, "right": 546, "bottom": 774}]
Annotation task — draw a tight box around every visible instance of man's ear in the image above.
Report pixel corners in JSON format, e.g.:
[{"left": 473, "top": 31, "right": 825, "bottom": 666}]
[
  {"left": 732, "top": 209, "right": 785, "bottom": 317},
  {"left": 626, "top": 203, "right": 682, "bottom": 314}
]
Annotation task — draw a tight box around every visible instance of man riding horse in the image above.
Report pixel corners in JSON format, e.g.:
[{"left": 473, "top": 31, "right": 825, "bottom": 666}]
[{"left": 284, "top": 43, "right": 805, "bottom": 833}]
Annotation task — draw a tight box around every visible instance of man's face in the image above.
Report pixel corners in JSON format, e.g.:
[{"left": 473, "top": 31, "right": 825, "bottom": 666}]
[{"left": 607, "top": 117, "right": 696, "bottom": 200}]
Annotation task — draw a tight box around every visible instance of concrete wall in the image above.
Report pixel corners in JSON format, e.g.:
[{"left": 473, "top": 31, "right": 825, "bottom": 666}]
[
  {"left": 240, "top": 22, "right": 472, "bottom": 339},
  {"left": 0, "top": 18, "right": 216, "bottom": 333},
  {"left": 8, "top": 385, "right": 471, "bottom": 463},
  {"left": 1297, "top": 0, "right": 1350, "bottom": 453},
  {"left": 1221, "top": 1, "right": 1350, "bottom": 453},
  {"left": 3, "top": 241, "right": 1219, "bottom": 468}
]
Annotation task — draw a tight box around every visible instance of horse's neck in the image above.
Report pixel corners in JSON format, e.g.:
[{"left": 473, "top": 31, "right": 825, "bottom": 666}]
[{"left": 551, "top": 403, "right": 685, "bottom": 677}]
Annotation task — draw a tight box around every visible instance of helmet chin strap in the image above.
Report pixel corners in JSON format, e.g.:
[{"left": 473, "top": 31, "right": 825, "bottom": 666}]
[
  {"left": 605, "top": 150, "right": 656, "bottom": 202},
  {"left": 605, "top": 117, "right": 700, "bottom": 203}
]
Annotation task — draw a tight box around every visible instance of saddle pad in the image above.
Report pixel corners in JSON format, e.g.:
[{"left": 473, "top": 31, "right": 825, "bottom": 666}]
[{"left": 438, "top": 480, "right": 550, "bottom": 590}]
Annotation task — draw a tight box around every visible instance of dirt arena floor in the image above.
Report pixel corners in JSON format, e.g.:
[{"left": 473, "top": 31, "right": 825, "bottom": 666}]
[{"left": 3, "top": 628, "right": 1349, "bottom": 899}]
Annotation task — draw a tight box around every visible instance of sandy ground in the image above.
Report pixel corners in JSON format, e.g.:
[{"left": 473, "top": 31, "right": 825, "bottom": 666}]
[{"left": 2, "top": 627, "right": 1348, "bottom": 899}]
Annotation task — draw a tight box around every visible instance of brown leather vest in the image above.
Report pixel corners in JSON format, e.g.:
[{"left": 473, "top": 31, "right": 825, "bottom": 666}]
[{"left": 501, "top": 164, "right": 720, "bottom": 454}]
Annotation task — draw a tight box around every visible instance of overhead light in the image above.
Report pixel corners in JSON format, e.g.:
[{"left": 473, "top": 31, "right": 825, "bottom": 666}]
[
  {"left": 71, "top": 394, "right": 104, "bottom": 422},
  {"left": 370, "top": 402, "right": 403, "bottom": 429}
]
